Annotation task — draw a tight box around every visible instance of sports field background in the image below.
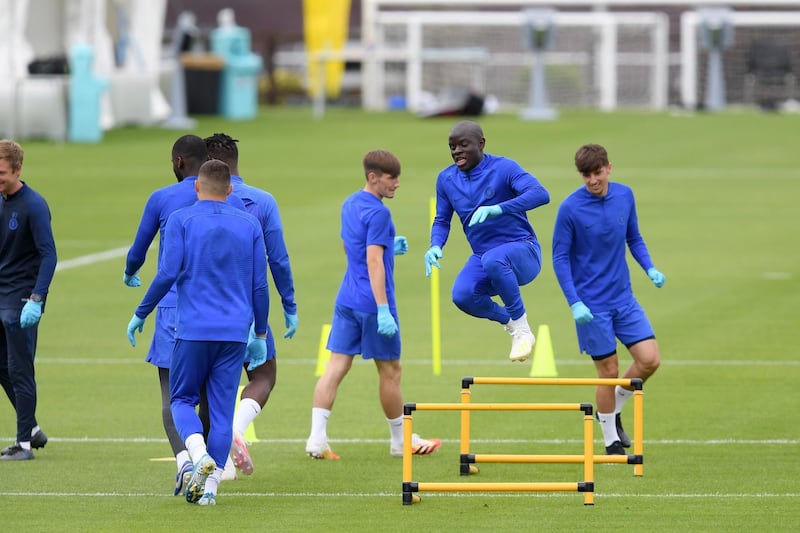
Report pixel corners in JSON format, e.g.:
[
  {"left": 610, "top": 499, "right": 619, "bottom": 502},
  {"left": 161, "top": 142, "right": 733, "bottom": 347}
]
[{"left": 1, "top": 107, "right": 797, "bottom": 531}]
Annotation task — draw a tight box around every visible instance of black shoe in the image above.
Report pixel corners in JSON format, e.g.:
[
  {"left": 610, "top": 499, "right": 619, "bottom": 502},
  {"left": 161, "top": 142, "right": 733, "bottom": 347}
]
[
  {"left": 1, "top": 429, "right": 47, "bottom": 455},
  {"left": 605, "top": 440, "right": 626, "bottom": 455},
  {"left": 615, "top": 413, "right": 631, "bottom": 448},
  {"left": 0, "top": 444, "right": 34, "bottom": 461}
]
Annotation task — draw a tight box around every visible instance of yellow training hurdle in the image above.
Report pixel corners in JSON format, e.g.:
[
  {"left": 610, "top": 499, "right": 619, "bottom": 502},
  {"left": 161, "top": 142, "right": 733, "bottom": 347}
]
[
  {"left": 402, "top": 401, "right": 596, "bottom": 506},
  {"left": 460, "top": 377, "right": 644, "bottom": 477}
]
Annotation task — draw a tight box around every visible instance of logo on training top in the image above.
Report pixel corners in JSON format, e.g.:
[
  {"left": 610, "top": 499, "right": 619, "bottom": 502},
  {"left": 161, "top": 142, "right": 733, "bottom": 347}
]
[
  {"left": 8, "top": 212, "right": 18, "bottom": 231},
  {"left": 483, "top": 187, "right": 495, "bottom": 200}
]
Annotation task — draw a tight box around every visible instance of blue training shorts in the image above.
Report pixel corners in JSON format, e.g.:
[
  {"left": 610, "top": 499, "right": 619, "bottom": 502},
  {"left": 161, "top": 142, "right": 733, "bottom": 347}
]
[
  {"left": 575, "top": 299, "right": 655, "bottom": 359},
  {"left": 146, "top": 306, "right": 177, "bottom": 368},
  {"left": 327, "top": 304, "right": 401, "bottom": 361}
]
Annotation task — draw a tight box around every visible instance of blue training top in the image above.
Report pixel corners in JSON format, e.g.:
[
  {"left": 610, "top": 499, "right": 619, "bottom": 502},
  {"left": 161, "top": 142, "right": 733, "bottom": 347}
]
[
  {"left": 0, "top": 182, "right": 57, "bottom": 308},
  {"left": 552, "top": 182, "right": 655, "bottom": 311},
  {"left": 431, "top": 153, "right": 550, "bottom": 254},
  {"left": 335, "top": 190, "right": 396, "bottom": 314},
  {"left": 135, "top": 200, "right": 268, "bottom": 341},
  {"left": 230, "top": 175, "right": 296, "bottom": 316},
  {"left": 125, "top": 177, "right": 244, "bottom": 307}
]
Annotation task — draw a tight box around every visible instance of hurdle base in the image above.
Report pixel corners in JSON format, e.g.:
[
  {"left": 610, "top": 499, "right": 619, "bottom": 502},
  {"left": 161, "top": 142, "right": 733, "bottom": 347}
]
[{"left": 402, "top": 482, "right": 419, "bottom": 506}]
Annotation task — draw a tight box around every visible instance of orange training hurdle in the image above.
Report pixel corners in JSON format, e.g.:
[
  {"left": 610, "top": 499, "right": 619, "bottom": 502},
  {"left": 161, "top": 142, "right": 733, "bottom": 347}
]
[
  {"left": 460, "top": 377, "right": 644, "bottom": 477},
  {"left": 402, "top": 401, "right": 595, "bottom": 506}
]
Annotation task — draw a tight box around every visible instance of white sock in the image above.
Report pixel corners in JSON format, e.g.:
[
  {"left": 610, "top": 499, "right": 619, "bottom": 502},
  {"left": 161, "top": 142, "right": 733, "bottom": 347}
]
[
  {"left": 614, "top": 386, "right": 633, "bottom": 413},
  {"left": 508, "top": 313, "right": 531, "bottom": 332},
  {"left": 233, "top": 398, "right": 261, "bottom": 436},
  {"left": 387, "top": 415, "right": 403, "bottom": 447},
  {"left": 176, "top": 450, "right": 191, "bottom": 470},
  {"left": 185, "top": 433, "right": 208, "bottom": 462},
  {"left": 597, "top": 412, "right": 620, "bottom": 446},
  {"left": 204, "top": 468, "right": 223, "bottom": 495},
  {"left": 19, "top": 441, "right": 31, "bottom": 450},
  {"left": 309, "top": 407, "right": 331, "bottom": 442},
  {"left": 31, "top": 425, "right": 41, "bottom": 437}
]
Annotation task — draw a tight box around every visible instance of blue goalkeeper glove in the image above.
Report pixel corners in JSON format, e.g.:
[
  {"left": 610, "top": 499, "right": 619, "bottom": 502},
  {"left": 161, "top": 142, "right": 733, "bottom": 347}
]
[
  {"left": 394, "top": 235, "right": 409, "bottom": 256},
  {"left": 570, "top": 301, "right": 594, "bottom": 324},
  {"left": 376, "top": 304, "right": 398, "bottom": 337},
  {"left": 122, "top": 271, "right": 141, "bottom": 287},
  {"left": 20, "top": 300, "right": 43, "bottom": 328},
  {"left": 283, "top": 311, "right": 298, "bottom": 339},
  {"left": 469, "top": 205, "right": 502, "bottom": 226},
  {"left": 424, "top": 245, "right": 443, "bottom": 277},
  {"left": 246, "top": 335, "right": 267, "bottom": 371},
  {"left": 647, "top": 267, "right": 665, "bottom": 288},
  {"left": 127, "top": 315, "right": 145, "bottom": 346}
]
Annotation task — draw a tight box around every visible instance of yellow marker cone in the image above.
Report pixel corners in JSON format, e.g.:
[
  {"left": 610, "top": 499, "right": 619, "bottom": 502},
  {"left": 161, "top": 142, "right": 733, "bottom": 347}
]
[
  {"left": 315, "top": 324, "right": 332, "bottom": 377},
  {"left": 529, "top": 324, "right": 558, "bottom": 377},
  {"left": 236, "top": 385, "right": 259, "bottom": 443}
]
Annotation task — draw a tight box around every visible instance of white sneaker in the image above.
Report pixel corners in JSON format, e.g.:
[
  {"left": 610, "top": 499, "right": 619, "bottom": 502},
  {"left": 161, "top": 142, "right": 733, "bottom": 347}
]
[
  {"left": 197, "top": 492, "right": 216, "bottom": 506},
  {"left": 305, "top": 438, "right": 340, "bottom": 460},
  {"left": 390, "top": 433, "right": 442, "bottom": 457},
  {"left": 505, "top": 315, "right": 535, "bottom": 362},
  {"left": 230, "top": 432, "right": 254, "bottom": 475},
  {"left": 185, "top": 454, "right": 216, "bottom": 504}
]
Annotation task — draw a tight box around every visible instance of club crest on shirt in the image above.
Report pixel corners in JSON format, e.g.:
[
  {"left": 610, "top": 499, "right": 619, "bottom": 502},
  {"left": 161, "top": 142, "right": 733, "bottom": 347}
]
[
  {"left": 8, "top": 212, "right": 18, "bottom": 231},
  {"left": 483, "top": 187, "right": 495, "bottom": 200}
]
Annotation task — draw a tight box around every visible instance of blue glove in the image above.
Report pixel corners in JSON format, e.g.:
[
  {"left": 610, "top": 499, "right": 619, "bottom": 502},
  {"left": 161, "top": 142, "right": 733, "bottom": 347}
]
[
  {"left": 424, "top": 245, "right": 443, "bottom": 277},
  {"left": 394, "top": 235, "right": 409, "bottom": 256},
  {"left": 376, "top": 304, "right": 398, "bottom": 337},
  {"left": 468, "top": 205, "right": 503, "bottom": 226},
  {"left": 127, "top": 315, "right": 145, "bottom": 346},
  {"left": 123, "top": 271, "right": 141, "bottom": 287},
  {"left": 283, "top": 311, "right": 298, "bottom": 339},
  {"left": 570, "top": 301, "right": 594, "bottom": 324},
  {"left": 647, "top": 267, "right": 665, "bottom": 288},
  {"left": 246, "top": 336, "right": 267, "bottom": 371},
  {"left": 20, "top": 300, "right": 43, "bottom": 328}
]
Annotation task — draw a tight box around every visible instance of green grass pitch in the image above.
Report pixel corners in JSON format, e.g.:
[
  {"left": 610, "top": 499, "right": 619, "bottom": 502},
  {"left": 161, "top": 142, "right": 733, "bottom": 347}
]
[{"left": 1, "top": 106, "right": 798, "bottom": 531}]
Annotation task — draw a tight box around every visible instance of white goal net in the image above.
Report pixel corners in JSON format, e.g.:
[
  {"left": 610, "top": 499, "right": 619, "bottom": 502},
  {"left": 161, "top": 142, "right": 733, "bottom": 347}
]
[{"left": 362, "top": 9, "right": 669, "bottom": 112}]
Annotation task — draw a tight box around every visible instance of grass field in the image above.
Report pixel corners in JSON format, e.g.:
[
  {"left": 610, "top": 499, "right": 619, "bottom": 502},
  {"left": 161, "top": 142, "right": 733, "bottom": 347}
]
[{"left": 1, "top": 106, "right": 798, "bottom": 531}]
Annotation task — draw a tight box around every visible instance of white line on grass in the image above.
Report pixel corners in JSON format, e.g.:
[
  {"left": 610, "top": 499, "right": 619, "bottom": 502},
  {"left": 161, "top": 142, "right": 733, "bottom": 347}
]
[
  {"left": 35, "top": 357, "right": 800, "bottom": 367},
  {"left": 0, "top": 491, "right": 795, "bottom": 499},
  {"left": 54, "top": 246, "right": 130, "bottom": 272},
  {"left": 2, "top": 437, "right": 796, "bottom": 445}
]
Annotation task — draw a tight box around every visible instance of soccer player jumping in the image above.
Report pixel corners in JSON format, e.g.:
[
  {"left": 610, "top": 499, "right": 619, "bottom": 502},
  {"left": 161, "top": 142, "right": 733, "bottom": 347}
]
[{"left": 424, "top": 121, "right": 550, "bottom": 362}]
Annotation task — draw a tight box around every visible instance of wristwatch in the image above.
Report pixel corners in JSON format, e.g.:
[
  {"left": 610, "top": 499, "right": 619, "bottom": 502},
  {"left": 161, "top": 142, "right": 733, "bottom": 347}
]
[{"left": 29, "top": 293, "right": 42, "bottom": 302}]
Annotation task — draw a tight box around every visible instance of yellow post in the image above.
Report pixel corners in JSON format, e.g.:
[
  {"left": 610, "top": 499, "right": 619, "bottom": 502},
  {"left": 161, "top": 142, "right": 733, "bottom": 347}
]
[
  {"left": 417, "top": 481, "right": 581, "bottom": 492},
  {"left": 429, "top": 197, "right": 442, "bottom": 376},
  {"left": 315, "top": 324, "right": 332, "bottom": 377},
  {"left": 403, "top": 411, "right": 413, "bottom": 483},
  {"left": 302, "top": 0, "right": 351, "bottom": 100},
  {"left": 634, "top": 388, "right": 644, "bottom": 476},
  {"left": 460, "top": 387, "right": 471, "bottom": 457},
  {"left": 583, "top": 410, "right": 595, "bottom": 505}
]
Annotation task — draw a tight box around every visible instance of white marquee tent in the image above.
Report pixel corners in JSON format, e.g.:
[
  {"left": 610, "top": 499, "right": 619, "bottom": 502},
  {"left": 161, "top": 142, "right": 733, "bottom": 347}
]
[{"left": 0, "top": 0, "right": 169, "bottom": 140}]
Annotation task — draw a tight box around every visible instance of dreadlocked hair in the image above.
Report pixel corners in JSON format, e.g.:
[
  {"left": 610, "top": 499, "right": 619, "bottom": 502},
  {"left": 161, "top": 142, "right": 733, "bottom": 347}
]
[{"left": 204, "top": 132, "right": 239, "bottom": 163}]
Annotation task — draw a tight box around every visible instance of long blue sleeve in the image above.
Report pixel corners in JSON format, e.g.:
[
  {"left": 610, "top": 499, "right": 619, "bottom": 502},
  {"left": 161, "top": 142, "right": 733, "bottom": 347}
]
[
  {"left": 232, "top": 177, "right": 296, "bottom": 315},
  {"left": 28, "top": 193, "right": 57, "bottom": 297},
  {"left": 125, "top": 189, "right": 162, "bottom": 277}
]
